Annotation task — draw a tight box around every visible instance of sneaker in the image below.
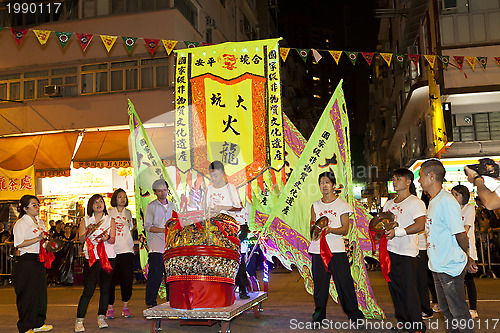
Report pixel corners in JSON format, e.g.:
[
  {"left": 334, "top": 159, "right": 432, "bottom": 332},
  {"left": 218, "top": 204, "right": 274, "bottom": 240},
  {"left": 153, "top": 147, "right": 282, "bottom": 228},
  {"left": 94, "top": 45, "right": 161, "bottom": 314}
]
[
  {"left": 422, "top": 312, "right": 434, "bottom": 319},
  {"left": 431, "top": 303, "right": 440, "bottom": 312},
  {"left": 239, "top": 292, "right": 250, "bottom": 300},
  {"left": 106, "top": 307, "right": 114, "bottom": 319},
  {"left": 24, "top": 330, "right": 34, "bottom": 333},
  {"left": 75, "top": 319, "right": 85, "bottom": 332},
  {"left": 122, "top": 307, "right": 132, "bottom": 318},
  {"left": 33, "top": 325, "right": 53, "bottom": 332},
  {"left": 97, "top": 315, "right": 108, "bottom": 329},
  {"left": 470, "top": 310, "right": 479, "bottom": 319}
]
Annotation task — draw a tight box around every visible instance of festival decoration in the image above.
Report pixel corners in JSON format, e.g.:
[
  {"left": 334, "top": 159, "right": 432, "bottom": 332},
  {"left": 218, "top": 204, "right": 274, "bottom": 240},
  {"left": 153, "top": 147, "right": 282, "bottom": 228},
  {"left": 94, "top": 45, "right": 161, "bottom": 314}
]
[
  {"left": 380, "top": 52, "right": 392, "bottom": 66},
  {"left": 33, "top": 30, "right": 51, "bottom": 45},
  {"left": 76, "top": 33, "right": 93, "bottom": 52},
  {"left": 329, "top": 50, "right": 342, "bottom": 64},
  {"left": 101, "top": 35, "right": 118, "bottom": 53},
  {"left": 259, "top": 81, "right": 384, "bottom": 319},
  {"left": 395, "top": 53, "right": 405, "bottom": 67},
  {"left": 279, "top": 47, "right": 290, "bottom": 62},
  {"left": 144, "top": 38, "right": 160, "bottom": 55},
  {"left": 477, "top": 56, "right": 487, "bottom": 69},
  {"left": 409, "top": 54, "right": 420, "bottom": 68},
  {"left": 173, "top": 38, "right": 284, "bottom": 188},
  {"left": 296, "top": 48, "right": 309, "bottom": 63},
  {"left": 122, "top": 36, "right": 137, "bottom": 53},
  {"left": 311, "top": 49, "right": 322, "bottom": 63},
  {"left": 55, "top": 31, "right": 72, "bottom": 49},
  {"left": 438, "top": 55, "right": 450, "bottom": 69},
  {"left": 10, "top": 28, "right": 28, "bottom": 46},
  {"left": 0, "top": 166, "right": 35, "bottom": 200},
  {"left": 345, "top": 51, "right": 358, "bottom": 65},
  {"left": 162, "top": 39, "right": 177, "bottom": 55},
  {"left": 454, "top": 56, "right": 464, "bottom": 69},
  {"left": 361, "top": 52, "right": 374, "bottom": 66},
  {"left": 184, "top": 41, "right": 200, "bottom": 48},
  {"left": 495, "top": 57, "right": 500, "bottom": 66},
  {"left": 424, "top": 54, "right": 436, "bottom": 68},
  {"left": 465, "top": 56, "right": 476, "bottom": 70},
  {"left": 128, "top": 100, "right": 179, "bottom": 270},
  {"left": 428, "top": 67, "right": 447, "bottom": 157}
]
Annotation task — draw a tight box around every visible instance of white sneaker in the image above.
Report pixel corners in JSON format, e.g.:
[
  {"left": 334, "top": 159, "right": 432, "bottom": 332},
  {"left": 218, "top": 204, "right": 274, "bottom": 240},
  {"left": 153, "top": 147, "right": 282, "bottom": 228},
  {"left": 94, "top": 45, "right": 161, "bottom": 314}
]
[
  {"left": 97, "top": 315, "right": 108, "bottom": 329},
  {"left": 470, "top": 310, "right": 479, "bottom": 319},
  {"left": 33, "top": 325, "right": 53, "bottom": 332},
  {"left": 74, "top": 319, "right": 85, "bottom": 332}
]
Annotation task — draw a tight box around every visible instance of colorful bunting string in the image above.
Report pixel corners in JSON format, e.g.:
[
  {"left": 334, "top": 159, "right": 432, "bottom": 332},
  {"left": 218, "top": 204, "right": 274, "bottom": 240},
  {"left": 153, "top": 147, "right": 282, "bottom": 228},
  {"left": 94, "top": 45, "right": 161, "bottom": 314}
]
[{"left": 1, "top": 27, "right": 500, "bottom": 72}]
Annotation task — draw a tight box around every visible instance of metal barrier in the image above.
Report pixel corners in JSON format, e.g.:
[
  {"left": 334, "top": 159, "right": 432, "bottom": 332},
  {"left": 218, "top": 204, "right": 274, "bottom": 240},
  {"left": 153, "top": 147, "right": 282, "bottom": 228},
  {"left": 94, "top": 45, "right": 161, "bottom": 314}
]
[
  {"left": 478, "top": 229, "right": 500, "bottom": 279},
  {"left": 0, "top": 242, "right": 14, "bottom": 282}
]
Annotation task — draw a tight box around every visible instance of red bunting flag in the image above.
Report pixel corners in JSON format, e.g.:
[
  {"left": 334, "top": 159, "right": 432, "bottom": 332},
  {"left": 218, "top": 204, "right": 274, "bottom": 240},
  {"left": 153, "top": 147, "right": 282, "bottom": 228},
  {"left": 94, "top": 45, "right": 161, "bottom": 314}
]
[
  {"left": 76, "top": 33, "right": 93, "bottom": 52},
  {"left": 361, "top": 52, "right": 375, "bottom": 66},
  {"left": 494, "top": 57, "right": 500, "bottom": 66},
  {"left": 453, "top": 56, "right": 464, "bottom": 69},
  {"left": 409, "top": 54, "right": 420, "bottom": 67},
  {"left": 144, "top": 39, "right": 160, "bottom": 55},
  {"left": 11, "top": 28, "right": 29, "bottom": 46}
]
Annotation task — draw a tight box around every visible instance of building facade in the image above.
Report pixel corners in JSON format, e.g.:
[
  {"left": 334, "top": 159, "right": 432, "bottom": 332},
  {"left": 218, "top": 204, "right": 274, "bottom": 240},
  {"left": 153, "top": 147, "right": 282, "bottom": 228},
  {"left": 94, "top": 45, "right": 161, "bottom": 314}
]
[{"left": 368, "top": 0, "right": 500, "bottom": 206}]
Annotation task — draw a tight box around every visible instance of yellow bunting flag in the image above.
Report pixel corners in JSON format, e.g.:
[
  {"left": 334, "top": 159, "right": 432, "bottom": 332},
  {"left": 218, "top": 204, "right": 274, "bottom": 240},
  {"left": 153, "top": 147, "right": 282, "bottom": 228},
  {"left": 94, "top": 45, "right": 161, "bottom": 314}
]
[
  {"left": 100, "top": 35, "right": 117, "bottom": 53},
  {"left": 380, "top": 53, "right": 392, "bottom": 66},
  {"left": 329, "top": 50, "right": 342, "bottom": 64},
  {"left": 162, "top": 40, "right": 177, "bottom": 55},
  {"left": 465, "top": 56, "right": 476, "bottom": 69},
  {"left": 280, "top": 47, "right": 290, "bottom": 62},
  {"left": 424, "top": 54, "right": 436, "bottom": 68},
  {"left": 33, "top": 30, "right": 51, "bottom": 45}
]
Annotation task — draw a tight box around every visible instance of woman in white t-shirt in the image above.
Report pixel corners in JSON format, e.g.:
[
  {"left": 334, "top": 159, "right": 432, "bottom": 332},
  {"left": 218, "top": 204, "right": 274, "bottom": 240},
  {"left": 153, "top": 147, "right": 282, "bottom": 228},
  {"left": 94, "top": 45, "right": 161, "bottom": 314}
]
[
  {"left": 106, "top": 188, "right": 134, "bottom": 320},
  {"left": 12, "top": 195, "right": 53, "bottom": 333},
  {"left": 75, "top": 194, "right": 116, "bottom": 332},
  {"left": 452, "top": 185, "right": 479, "bottom": 319},
  {"left": 202, "top": 161, "right": 249, "bottom": 298},
  {"left": 308, "top": 171, "right": 364, "bottom": 325}
]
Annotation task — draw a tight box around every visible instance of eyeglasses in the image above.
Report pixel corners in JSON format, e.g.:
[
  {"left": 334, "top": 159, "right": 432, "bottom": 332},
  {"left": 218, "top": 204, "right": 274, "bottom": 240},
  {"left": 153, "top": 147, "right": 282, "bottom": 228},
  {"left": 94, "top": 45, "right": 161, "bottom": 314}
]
[{"left": 28, "top": 203, "right": 40, "bottom": 208}]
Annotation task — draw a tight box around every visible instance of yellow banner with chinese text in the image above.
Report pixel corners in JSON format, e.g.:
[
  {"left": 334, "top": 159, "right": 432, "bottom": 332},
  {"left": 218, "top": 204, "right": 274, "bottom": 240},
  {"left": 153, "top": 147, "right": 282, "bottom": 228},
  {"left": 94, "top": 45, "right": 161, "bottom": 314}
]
[
  {"left": 428, "top": 67, "right": 448, "bottom": 157},
  {"left": 174, "top": 38, "right": 283, "bottom": 187},
  {"left": 0, "top": 166, "right": 36, "bottom": 200}
]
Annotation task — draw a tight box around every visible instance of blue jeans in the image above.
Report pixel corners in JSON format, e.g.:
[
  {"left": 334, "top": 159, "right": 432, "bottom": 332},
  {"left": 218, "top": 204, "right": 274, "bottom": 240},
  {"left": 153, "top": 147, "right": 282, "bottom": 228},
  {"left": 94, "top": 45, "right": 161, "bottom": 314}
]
[
  {"left": 145, "top": 252, "right": 167, "bottom": 307},
  {"left": 433, "top": 270, "right": 474, "bottom": 333}
]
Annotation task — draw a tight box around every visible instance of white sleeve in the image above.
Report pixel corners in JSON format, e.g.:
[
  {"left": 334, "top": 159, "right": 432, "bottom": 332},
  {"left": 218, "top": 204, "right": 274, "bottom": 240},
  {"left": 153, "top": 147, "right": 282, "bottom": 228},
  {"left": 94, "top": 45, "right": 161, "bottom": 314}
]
[
  {"left": 229, "top": 184, "right": 242, "bottom": 208},
  {"left": 126, "top": 209, "right": 134, "bottom": 230},
  {"left": 411, "top": 197, "right": 427, "bottom": 220},
  {"left": 463, "top": 205, "right": 475, "bottom": 227}
]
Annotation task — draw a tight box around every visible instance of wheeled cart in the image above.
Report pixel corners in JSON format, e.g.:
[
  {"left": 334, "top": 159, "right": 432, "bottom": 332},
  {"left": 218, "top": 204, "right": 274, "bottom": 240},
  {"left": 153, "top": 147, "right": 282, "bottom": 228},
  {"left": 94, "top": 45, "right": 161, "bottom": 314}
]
[{"left": 144, "top": 291, "right": 267, "bottom": 333}]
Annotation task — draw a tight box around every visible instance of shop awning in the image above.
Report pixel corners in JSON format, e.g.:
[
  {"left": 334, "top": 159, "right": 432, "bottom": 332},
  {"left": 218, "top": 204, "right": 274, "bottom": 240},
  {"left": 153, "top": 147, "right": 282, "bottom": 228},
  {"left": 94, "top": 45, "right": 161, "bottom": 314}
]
[
  {"left": 72, "top": 127, "right": 175, "bottom": 169},
  {"left": 0, "top": 131, "right": 80, "bottom": 177}
]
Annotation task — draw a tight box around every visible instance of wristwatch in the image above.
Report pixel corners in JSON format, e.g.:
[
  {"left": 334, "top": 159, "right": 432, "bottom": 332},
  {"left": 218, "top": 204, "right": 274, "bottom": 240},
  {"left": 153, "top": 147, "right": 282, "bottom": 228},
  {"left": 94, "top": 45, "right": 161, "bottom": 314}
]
[{"left": 474, "top": 175, "right": 483, "bottom": 185}]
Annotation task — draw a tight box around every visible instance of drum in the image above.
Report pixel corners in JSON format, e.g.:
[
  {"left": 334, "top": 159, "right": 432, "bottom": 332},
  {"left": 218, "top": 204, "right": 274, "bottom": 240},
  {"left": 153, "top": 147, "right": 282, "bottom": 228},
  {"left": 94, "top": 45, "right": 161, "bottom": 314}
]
[{"left": 163, "top": 211, "right": 241, "bottom": 309}]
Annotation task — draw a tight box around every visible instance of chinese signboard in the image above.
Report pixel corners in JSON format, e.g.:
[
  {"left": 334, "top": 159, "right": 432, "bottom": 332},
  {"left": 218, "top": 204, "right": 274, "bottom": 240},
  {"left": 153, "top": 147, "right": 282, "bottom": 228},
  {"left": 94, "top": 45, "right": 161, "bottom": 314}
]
[{"left": 0, "top": 166, "right": 36, "bottom": 200}]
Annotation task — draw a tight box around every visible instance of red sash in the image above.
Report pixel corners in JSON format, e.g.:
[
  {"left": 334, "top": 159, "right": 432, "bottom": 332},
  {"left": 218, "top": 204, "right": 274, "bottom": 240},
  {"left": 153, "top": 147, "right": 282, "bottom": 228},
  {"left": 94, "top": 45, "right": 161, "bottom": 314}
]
[
  {"left": 86, "top": 237, "right": 113, "bottom": 273},
  {"left": 39, "top": 240, "right": 54, "bottom": 269},
  {"left": 319, "top": 229, "right": 333, "bottom": 273},
  {"left": 369, "top": 230, "right": 391, "bottom": 282}
]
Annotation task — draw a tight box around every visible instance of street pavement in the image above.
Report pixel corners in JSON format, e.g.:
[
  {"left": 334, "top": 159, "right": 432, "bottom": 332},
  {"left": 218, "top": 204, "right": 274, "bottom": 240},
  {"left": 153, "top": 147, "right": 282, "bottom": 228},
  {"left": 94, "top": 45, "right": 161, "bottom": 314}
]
[{"left": 1, "top": 268, "right": 499, "bottom": 332}]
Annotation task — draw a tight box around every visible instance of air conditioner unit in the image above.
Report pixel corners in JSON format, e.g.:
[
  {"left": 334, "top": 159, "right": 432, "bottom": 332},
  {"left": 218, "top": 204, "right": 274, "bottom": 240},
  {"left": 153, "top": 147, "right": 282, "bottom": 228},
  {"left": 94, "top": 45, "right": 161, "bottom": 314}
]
[
  {"left": 441, "top": 0, "right": 457, "bottom": 14},
  {"left": 44, "top": 85, "right": 62, "bottom": 97},
  {"left": 455, "top": 113, "right": 473, "bottom": 127}
]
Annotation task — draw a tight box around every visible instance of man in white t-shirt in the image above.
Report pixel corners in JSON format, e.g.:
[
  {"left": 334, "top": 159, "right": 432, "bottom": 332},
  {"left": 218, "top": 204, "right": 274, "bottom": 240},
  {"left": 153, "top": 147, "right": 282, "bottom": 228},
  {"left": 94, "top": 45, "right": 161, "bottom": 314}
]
[
  {"left": 144, "top": 179, "right": 172, "bottom": 308},
  {"left": 383, "top": 168, "right": 426, "bottom": 333}
]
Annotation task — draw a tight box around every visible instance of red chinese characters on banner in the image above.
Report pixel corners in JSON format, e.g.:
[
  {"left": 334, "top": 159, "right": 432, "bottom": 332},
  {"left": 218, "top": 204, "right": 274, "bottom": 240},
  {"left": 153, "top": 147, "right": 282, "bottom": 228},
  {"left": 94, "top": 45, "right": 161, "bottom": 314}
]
[{"left": 0, "top": 166, "right": 36, "bottom": 200}]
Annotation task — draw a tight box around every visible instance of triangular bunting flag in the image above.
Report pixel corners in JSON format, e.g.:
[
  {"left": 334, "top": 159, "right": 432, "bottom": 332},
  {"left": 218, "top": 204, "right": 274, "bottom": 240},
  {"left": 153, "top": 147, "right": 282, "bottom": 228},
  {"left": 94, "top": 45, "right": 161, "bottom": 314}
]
[
  {"left": 494, "top": 57, "right": 500, "bottom": 66},
  {"left": 76, "top": 33, "right": 93, "bottom": 52},
  {"left": 183, "top": 41, "right": 200, "bottom": 48},
  {"left": 144, "top": 39, "right": 160, "bottom": 55},
  {"left": 424, "top": 55, "right": 436, "bottom": 68},
  {"left": 329, "top": 50, "right": 342, "bottom": 64},
  {"left": 395, "top": 54, "right": 405, "bottom": 67},
  {"left": 380, "top": 53, "right": 393, "bottom": 66},
  {"left": 465, "top": 56, "right": 476, "bottom": 70},
  {"left": 280, "top": 48, "right": 290, "bottom": 62},
  {"left": 345, "top": 51, "right": 358, "bottom": 65},
  {"left": 453, "top": 56, "right": 464, "bottom": 69},
  {"left": 55, "top": 32, "right": 72, "bottom": 49},
  {"left": 11, "top": 28, "right": 28, "bottom": 46},
  {"left": 361, "top": 52, "right": 375, "bottom": 66},
  {"left": 0, "top": 27, "right": 3, "bottom": 32},
  {"left": 477, "top": 56, "right": 487, "bottom": 69},
  {"left": 162, "top": 40, "right": 177, "bottom": 55},
  {"left": 201, "top": 42, "right": 215, "bottom": 46},
  {"left": 438, "top": 55, "right": 450, "bottom": 69},
  {"left": 33, "top": 30, "right": 51, "bottom": 45},
  {"left": 311, "top": 49, "right": 322, "bottom": 63},
  {"left": 122, "top": 37, "right": 137, "bottom": 53},
  {"left": 100, "top": 35, "right": 117, "bottom": 53},
  {"left": 296, "top": 48, "right": 309, "bottom": 63},
  {"left": 409, "top": 54, "right": 420, "bottom": 67}
]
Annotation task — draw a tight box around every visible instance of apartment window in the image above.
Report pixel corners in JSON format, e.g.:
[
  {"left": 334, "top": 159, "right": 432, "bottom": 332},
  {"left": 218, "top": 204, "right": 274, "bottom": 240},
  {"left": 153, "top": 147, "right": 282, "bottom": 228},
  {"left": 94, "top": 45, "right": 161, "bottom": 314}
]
[
  {"left": 453, "top": 111, "right": 500, "bottom": 141},
  {"left": 175, "top": 0, "right": 198, "bottom": 28},
  {"left": 141, "top": 58, "right": 169, "bottom": 89},
  {"left": 0, "top": 73, "right": 21, "bottom": 101},
  {"left": 81, "top": 63, "right": 108, "bottom": 94},
  {"left": 83, "top": 0, "right": 111, "bottom": 17},
  {"left": 111, "top": 60, "right": 138, "bottom": 91},
  {"left": 51, "top": 67, "right": 78, "bottom": 97}
]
